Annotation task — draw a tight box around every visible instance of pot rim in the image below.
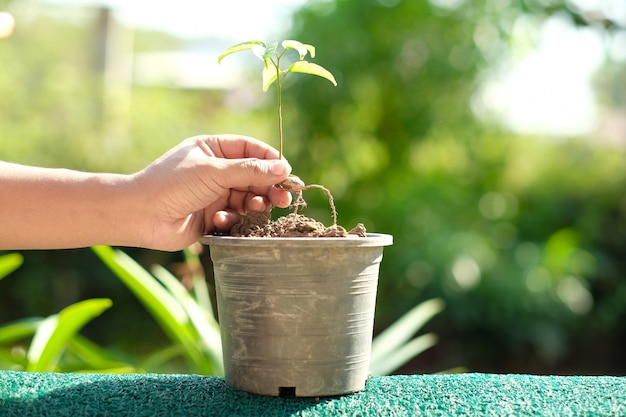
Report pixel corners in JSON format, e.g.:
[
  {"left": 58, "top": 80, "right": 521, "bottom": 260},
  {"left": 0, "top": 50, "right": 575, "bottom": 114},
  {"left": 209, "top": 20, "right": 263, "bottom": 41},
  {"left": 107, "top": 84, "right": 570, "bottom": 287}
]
[{"left": 200, "top": 232, "right": 393, "bottom": 248}]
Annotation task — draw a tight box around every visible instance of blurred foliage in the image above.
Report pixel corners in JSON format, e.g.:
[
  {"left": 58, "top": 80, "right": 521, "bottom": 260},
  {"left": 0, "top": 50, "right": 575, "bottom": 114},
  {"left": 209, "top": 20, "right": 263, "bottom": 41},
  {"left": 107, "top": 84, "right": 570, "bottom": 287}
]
[
  {"left": 1, "top": 246, "right": 438, "bottom": 375},
  {"left": 0, "top": 254, "right": 137, "bottom": 372},
  {"left": 0, "top": 0, "right": 625, "bottom": 376},
  {"left": 92, "top": 245, "right": 223, "bottom": 375},
  {"left": 0, "top": 249, "right": 223, "bottom": 374},
  {"left": 285, "top": 0, "right": 626, "bottom": 374},
  {"left": 371, "top": 298, "right": 445, "bottom": 375},
  {"left": 0, "top": 5, "right": 273, "bottom": 173}
]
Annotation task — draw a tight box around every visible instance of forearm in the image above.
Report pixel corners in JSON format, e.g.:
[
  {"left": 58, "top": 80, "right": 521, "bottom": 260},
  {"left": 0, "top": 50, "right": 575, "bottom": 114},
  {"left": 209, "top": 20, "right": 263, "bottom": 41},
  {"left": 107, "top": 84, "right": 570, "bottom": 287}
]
[{"left": 0, "top": 162, "right": 145, "bottom": 250}]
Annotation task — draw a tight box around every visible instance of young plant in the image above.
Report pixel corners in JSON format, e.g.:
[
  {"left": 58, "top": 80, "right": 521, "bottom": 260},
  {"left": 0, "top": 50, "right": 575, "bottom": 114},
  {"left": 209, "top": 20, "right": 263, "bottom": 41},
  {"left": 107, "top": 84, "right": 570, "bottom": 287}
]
[
  {"left": 218, "top": 39, "right": 337, "bottom": 160},
  {"left": 218, "top": 40, "right": 341, "bottom": 225}
]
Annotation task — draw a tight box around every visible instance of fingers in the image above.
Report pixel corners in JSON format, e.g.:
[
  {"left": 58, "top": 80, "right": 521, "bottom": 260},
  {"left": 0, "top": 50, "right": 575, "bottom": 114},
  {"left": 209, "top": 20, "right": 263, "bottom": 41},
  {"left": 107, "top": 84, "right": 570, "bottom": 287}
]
[
  {"left": 211, "top": 190, "right": 291, "bottom": 234},
  {"left": 227, "top": 190, "right": 291, "bottom": 215},
  {"left": 195, "top": 134, "right": 281, "bottom": 160},
  {"left": 213, "top": 210, "right": 241, "bottom": 233},
  {"left": 212, "top": 158, "right": 292, "bottom": 190},
  {"left": 229, "top": 194, "right": 271, "bottom": 214},
  {"left": 267, "top": 186, "right": 292, "bottom": 208},
  {"left": 188, "top": 134, "right": 292, "bottom": 190}
]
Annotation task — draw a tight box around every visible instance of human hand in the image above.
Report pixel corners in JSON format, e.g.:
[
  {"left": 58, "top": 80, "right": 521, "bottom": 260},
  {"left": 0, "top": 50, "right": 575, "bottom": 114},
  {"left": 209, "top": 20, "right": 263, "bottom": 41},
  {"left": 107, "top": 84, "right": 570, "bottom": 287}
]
[{"left": 133, "top": 134, "right": 292, "bottom": 251}]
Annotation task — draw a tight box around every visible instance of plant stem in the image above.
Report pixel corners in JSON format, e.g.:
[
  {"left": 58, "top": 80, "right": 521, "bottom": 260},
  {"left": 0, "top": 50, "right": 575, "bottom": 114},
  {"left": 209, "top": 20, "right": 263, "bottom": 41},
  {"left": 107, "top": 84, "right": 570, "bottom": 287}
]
[{"left": 275, "top": 62, "right": 283, "bottom": 159}]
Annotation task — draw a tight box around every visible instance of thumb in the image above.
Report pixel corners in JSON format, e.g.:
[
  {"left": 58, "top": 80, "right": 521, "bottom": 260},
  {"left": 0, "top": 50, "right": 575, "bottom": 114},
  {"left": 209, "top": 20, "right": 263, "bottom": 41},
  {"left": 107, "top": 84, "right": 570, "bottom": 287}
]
[{"left": 213, "top": 158, "right": 292, "bottom": 189}]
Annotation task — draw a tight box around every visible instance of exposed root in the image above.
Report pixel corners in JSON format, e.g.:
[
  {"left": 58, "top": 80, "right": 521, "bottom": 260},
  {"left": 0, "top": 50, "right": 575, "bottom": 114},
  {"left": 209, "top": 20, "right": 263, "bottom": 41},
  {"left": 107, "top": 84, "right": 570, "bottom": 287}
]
[{"left": 277, "top": 175, "right": 338, "bottom": 226}]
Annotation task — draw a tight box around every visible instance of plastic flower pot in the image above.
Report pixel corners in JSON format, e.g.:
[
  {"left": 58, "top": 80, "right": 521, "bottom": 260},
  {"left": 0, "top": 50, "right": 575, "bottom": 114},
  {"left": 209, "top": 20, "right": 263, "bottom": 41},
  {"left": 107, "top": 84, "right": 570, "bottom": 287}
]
[{"left": 201, "top": 233, "right": 393, "bottom": 397}]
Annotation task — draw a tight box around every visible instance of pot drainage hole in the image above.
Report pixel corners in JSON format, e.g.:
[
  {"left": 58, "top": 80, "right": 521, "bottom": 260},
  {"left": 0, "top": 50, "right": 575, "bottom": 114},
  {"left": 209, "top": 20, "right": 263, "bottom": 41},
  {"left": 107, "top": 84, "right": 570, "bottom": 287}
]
[{"left": 279, "top": 386, "right": 296, "bottom": 398}]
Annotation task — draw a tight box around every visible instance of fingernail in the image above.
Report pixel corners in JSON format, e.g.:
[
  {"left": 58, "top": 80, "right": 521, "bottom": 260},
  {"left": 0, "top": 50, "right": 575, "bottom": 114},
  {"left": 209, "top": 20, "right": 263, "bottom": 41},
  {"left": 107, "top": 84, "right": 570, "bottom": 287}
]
[{"left": 270, "top": 160, "right": 291, "bottom": 176}]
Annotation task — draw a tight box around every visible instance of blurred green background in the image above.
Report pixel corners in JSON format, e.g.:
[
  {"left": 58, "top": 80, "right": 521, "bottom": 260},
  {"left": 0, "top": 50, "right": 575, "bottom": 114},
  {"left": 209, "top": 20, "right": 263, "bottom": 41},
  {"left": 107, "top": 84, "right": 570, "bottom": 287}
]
[{"left": 1, "top": 0, "right": 625, "bottom": 375}]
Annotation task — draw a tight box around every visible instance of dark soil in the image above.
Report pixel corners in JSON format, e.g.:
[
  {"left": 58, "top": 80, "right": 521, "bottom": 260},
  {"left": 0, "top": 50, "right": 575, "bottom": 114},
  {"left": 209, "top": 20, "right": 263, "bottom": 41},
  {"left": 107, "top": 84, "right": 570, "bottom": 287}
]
[
  {"left": 230, "top": 211, "right": 366, "bottom": 238},
  {"left": 229, "top": 175, "right": 366, "bottom": 238}
]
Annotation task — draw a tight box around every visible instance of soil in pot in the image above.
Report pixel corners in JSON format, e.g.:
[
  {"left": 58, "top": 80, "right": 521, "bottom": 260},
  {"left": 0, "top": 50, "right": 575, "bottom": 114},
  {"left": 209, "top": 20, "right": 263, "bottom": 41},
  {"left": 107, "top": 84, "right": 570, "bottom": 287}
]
[
  {"left": 230, "top": 211, "right": 366, "bottom": 238},
  {"left": 229, "top": 175, "right": 367, "bottom": 238}
]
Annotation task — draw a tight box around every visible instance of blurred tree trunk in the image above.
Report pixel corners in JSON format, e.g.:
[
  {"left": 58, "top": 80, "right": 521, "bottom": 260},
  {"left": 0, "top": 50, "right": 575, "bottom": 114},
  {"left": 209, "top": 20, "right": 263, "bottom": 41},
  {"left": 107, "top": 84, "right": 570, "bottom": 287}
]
[{"left": 92, "top": 7, "right": 134, "bottom": 153}]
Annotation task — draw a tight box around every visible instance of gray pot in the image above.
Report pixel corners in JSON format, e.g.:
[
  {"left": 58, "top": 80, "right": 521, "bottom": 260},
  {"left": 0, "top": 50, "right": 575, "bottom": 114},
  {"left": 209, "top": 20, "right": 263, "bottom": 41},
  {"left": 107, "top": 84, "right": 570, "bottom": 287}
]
[{"left": 201, "top": 233, "right": 393, "bottom": 397}]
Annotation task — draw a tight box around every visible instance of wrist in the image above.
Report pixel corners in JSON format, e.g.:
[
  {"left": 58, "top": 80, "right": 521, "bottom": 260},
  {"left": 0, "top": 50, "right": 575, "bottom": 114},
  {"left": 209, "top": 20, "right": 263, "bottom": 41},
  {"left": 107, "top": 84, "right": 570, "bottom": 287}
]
[{"left": 100, "top": 171, "right": 153, "bottom": 248}]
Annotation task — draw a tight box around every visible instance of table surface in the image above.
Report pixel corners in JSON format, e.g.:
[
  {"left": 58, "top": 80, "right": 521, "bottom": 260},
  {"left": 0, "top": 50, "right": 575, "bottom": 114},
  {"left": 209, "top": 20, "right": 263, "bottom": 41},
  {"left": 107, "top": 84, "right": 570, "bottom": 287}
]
[{"left": 1, "top": 371, "right": 625, "bottom": 416}]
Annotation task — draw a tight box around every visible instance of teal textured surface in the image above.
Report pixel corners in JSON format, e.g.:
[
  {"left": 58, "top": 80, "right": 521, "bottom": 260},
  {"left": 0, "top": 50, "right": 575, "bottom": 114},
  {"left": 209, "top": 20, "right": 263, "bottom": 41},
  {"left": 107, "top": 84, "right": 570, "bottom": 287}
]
[{"left": 1, "top": 371, "right": 625, "bottom": 416}]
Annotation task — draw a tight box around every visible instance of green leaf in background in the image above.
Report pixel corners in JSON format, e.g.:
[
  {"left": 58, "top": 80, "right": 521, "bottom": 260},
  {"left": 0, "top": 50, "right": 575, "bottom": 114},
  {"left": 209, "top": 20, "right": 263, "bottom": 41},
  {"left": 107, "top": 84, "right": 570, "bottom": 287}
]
[
  {"left": 0, "top": 317, "right": 44, "bottom": 345},
  {"left": 287, "top": 61, "right": 337, "bottom": 86},
  {"left": 372, "top": 333, "right": 439, "bottom": 376},
  {"left": 138, "top": 345, "right": 185, "bottom": 372},
  {"left": 151, "top": 264, "right": 222, "bottom": 370},
  {"left": 370, "top": 298, "right": 445, "bottom": 375},
  {"left": 91, "top": 246, "right": 223, "bottom": 375},
  {"left": 183, "top": 247, "right": 214, "bottom": 317},
  {"left": 0, "top": 299, "right": 134, "bottom": 372},
  {"left": 0, "top": 346, "right": 27, "bottom": 369},
  {"left": 65, "top": 334, "right": 138, "bottom": 373},
  {"left": 26, "top": 298, "right": 112, "bottom": 372},
  {"left": 0, "top": 253, "right": 23, "bottom": 281}
]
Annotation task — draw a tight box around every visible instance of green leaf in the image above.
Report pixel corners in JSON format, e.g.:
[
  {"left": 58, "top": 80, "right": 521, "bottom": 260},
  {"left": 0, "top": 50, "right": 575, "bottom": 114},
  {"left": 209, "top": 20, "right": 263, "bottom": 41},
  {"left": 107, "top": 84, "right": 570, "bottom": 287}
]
[
  {"left": 262, "top": 41, "right": 278, "bottom": 68},
  {"left": 0, "top": 346, "right": 27, "bottom": 369},
  {"left": 151, "top": 264, "right": 222, "bottom": 373},
  {"left": 139, "top": 344, "right": 185, "bottom": 371},
  {"left": 92, "top": 246, "right": 188, "bottom": 324},
  {"left": 66, "top": 334, "right": 137, "bottom": 372},
  {"left": 183, "top": 248, "right": 214, "bottom": 317},
  {"left": 91, "top": 246, "right": 220, "bottom": 375},
  {"left": 370, "top": 298, "right": 445, "bottom": 375},
  {"left": 74, "top": 367, "right": 140, "bottom": 374},
  {"left": 0, "top": 253, "right": 23, "bottom": 280},
  {"left": 287, "top": 61, "right": 337, "bottom": 86},
  {"left": 217, "top": 40, "right": 265, "bottom": 64},
  {"left": 252, "top": 46, "right": 268, "bottom": 65},
  {"left": 26, "top": 298, "right": 112, "bottom": 372},
  {"left": 0, "top": 317, "right": 44, "bottom": 345},
  {"left": 282, "top": 40, "right": 315, "bottom": 59},
  {"left": 262, "top": 65, "right": 279, "bottom": 92},
  {"left": 370, "top": 333, "right": 439, "bottom": 376}
]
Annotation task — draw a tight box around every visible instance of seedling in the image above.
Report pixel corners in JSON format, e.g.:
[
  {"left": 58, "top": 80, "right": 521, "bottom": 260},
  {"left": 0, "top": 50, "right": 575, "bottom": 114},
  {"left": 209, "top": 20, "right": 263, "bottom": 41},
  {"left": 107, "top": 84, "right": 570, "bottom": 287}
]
[
  {"left": 217, "top": 39, "right": 337, "bottom": 160},
  {"left": 218, "top": 40, "right": 340, "bottom": 225}
]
